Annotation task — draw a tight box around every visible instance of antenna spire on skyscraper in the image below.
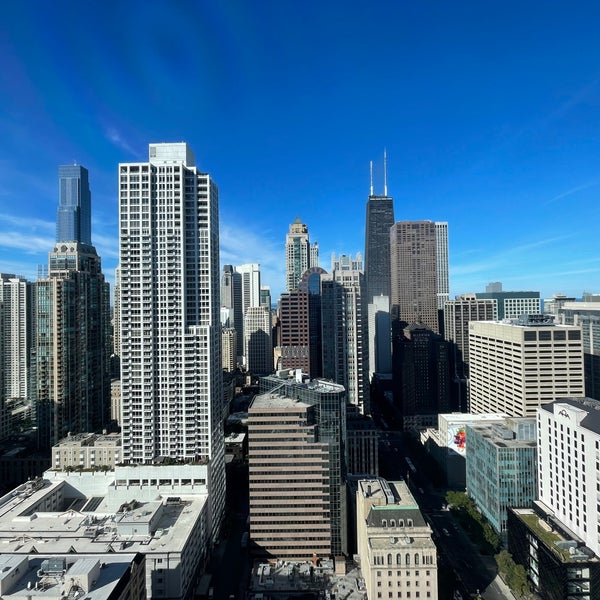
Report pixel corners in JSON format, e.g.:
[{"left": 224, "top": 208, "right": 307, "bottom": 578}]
[
  {"left": 384, "top": 148, "right": 388, "bottom": 196},
  {"left": 370, "top": 161, "right": 374, "bottom": 196}
]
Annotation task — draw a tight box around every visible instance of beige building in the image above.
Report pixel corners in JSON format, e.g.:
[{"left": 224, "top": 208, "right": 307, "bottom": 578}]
[
  {"left": 52, "top": 432, "right": 122, "bottom": 470},
  {"left": 222, "top": 327, "right": 237, "bottom": 372},
  {"left": 390, "top": 221, "right": 439, "bottom": 333},
  {"left": 356, "top": 478, "right": 438, "bottom": 599},
  {"left": 248, "top": 393, "right": 331, "bottom": 559},
  {"left": 469, "top": 315, "right": 584, "bottom": 417}
]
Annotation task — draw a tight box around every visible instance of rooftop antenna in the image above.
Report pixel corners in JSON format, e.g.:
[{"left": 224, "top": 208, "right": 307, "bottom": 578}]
[
  {"left": 383, "top": 148, "right": 388, "bottom": 196},
  {"left": 369, "top": 161, "right": 374, "bottom": 196}
]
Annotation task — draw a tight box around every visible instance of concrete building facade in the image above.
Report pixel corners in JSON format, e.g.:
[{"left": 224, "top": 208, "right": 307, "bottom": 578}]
[
  {"left": 356, "top": 478, "right": 438, "bottom": 600},
  {"left": 468, "top": 316, "right": 584, "bottom": 417}
]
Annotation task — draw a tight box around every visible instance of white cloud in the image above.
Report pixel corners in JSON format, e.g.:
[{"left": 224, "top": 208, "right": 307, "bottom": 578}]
[{"left": 105, "top": 127, "right": 136, "bottom": 156}]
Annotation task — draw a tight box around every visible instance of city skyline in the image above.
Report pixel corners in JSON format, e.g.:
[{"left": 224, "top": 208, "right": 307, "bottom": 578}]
[{"left": 2, "top": 2, "right": 600, "bottom": 300}]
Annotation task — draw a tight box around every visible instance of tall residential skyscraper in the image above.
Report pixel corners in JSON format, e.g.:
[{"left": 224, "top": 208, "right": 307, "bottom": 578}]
[
  {"left": 56, "top": 165, "right": 92, "bottom": 245},
  {"left": 0, "top": 274, "right": 32, "bottom": 440},
  {"left": 285, "top": 217, "right": 318, "bottom": 292},
  {"left": 390, "top": 221, "right": 439, "bottom": 333},
  {"left": 35, "top": 244, "right": 110, "bottom": 447},
  {"left": 435, "top": 221, "right": 449, "bottom": 311},
  {"left": 322, "top": 257, "right": 370, "bottom": 413},
  {"left": 469, "top": 315, "right": 584, "bottom": 416},
  {"left": 364, "top": 180, "right": 394, "bottom": 305},
  {"left": 118, "top": 143, "right": 225, "bottom": 531},
  {"left": 221, "top": 265, "right": 243, "bottom": 356}
]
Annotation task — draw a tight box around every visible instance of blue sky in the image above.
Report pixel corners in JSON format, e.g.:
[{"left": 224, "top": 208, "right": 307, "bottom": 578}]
[{"left": 2, "top": 1, "right": 600, "bottom": 301}]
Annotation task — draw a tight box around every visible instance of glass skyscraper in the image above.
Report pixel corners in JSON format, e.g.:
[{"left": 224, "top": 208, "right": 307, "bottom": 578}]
[{"left": 56, "top": 165, "right": 92, "bottom": 244}]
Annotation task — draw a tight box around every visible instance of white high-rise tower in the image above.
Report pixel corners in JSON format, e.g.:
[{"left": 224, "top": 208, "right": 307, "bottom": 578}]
[{"left": 118, "top": 143, "right": 225, "bottom": 534}]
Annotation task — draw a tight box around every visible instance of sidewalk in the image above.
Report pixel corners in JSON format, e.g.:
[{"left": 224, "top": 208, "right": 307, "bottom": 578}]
[{"left": 485, "top": 574, "right": 516, "bottom": 599}]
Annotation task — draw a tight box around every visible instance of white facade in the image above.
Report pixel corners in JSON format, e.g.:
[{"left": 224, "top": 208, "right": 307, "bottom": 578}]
[
  {"left": 285, "top": 218, "right": 317, "bottom": 292},
  {"left": 435, "top": 222, "right": 449, "bottom": 311},
  {"left": 236, "top": 262, "right": 261, "bottom": 313},
  {"left": 537, "top": 398, "right": 600, "bottom": 557},
  {"left": 469, "top": 318, "right": 585, "bottom": 417},
  {"left": 368, "top": 294, "right": 391, "bottom": 377},
  {"left": 118, "top": 142, "right": 224, "bottom": 539}
]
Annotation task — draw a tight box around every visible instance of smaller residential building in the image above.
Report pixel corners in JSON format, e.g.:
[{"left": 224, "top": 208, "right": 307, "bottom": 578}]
[
  {"left": 508, "top": 504, "right": 600, "bottom": 600},
  {"left": 52, "top": 432, "right": 122, "bottom": 470},
  {"left": 356, "top": 478, "right": 438, "bottom": 600},
  {"left": 466, "top": 418, "right": 537, "bottom": 537}
]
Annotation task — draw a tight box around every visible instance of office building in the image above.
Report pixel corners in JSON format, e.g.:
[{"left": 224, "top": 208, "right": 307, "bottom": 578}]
[
  {"left": 469, "top": 315, "right": 584, "bottom": 417},
  {"left": 56, "top": 165, "right": 91, "bottom": 245},
  {"left": 35, "top": 203, "right": 111, "bottom": 449},
  {"left": 222, "top": 327, "right": 237, "bottom": 372},
  {"left": 0, "top": 474, "right": 210, "bottom": 600},
  {"left": 356, "top": 478, "right": 438, "bottom": 600},
  {"left": 243, "top": 306, "right": 272, "bottom": 375},
  {"left": 322, "top": 260, "right": 370, "bottom": 413},
  {"left": 393, "top": 323, "right": 451, "bottom": 430},
  {"left": 278, "top": 291, "right": 311, "bottom": 374},
  {"left": 346, "top": 409, "right": 379, "bottom": 476},
  {"left": 544, "top": 293, "right": 576, "bottom": 317},
  {"left": 285, "top": 217, "right": 318, "bottom": 292},
  {"left": 260, "top": 285, "right": 271, "bottom": 309},
  {"left": 390, "top": 221, "right": 439, "bottom": 333},
  {"left": 556, "top": 301, "right": 600, "bottom": 400},
  {"left": 221, "top": 264, "right": 243, "bottom": 356},
  {"left": 364, "top": 159, "right": 394, "bottom": 306},
  {"left": 474, "top": 284, "right": 541, "bottom": 320},
  {"left": 0, "top": 275, "right": 32, "bottom": 439},
  {"left": 0, "top": 553, "right": 146, "bottom": 600},
  {"left": 466, "top": 418, "right": 537, "bottom": 537},
  {"left": 507, "top": 397, "right": 600, "bottom": 599},
  {"left": 236, "top": 263, "right": 261, "bottom": 314},
  {"left": 435, "top": 221, "right": 449, "bottom": 311},
  {"left": 332, "top": 252, "right": 363, "bottom": 272},
  {"left": 248, "top": 372, "right": 346, "bottom": 559},
  {"left": 368, "top": 294, "right": 392, "bottom": 377},
  {"left": 444, "top": 295, "right": 495, "bottom": 379},
  {"left": 118, "top": 142, "right": 225, "bottom": 541}
]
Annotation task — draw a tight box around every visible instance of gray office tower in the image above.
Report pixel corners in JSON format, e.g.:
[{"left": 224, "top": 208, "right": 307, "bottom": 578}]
[
  {"left": 364, "top": 180, "right": 394, "bottom": 305},
  {"left": 56, "top": 165, "right": 92, "bottom": 245}
]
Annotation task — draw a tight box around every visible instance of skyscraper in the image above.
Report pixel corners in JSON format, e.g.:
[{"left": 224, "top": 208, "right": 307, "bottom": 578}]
[
  {"left": 236, "top": 262, "right": 261, "bottom": 313},
  {"left": 390, "top": 221, "right": 439, "bottom": 333},
  {"left": 118, "top": 143, "right": 225, "bottom": 532},
  {"left": 364, "top": 180, "right": 394, "bottom": 305},
  {"left": 221, "top": 265, "right": 243, "bottom": 357},
  {"left": 435, "top": 221, "right": 449, "bottom": 311},
  {"left": 285, "top": 217, "right": 318, "bottom": 292},
  {"left": 322, "top": 256, "right": 370, "bottom": 413},
  {"left": 249, "top": 372, "right": 347, "bottom": 558},
  {"left": 35, "top": 233, "right": 110, "bottom": 447},
  {"left": 56, "top": 165, "right": 92, "bottom": 245},
  {"left": 243, "top": 306, "right": 272, "bottom": 375},
  {"left": 0, "top": 274, "right": 32, "bottom": 440}
]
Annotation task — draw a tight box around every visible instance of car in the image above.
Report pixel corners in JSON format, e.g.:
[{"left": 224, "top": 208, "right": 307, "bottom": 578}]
[{"left": 443, "top": 528, "right": 450, "bottom": 536}]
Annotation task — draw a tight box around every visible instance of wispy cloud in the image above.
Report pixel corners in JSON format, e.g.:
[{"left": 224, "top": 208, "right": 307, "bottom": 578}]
[
  {"left": 0, "top": 213, "right": 55, "bottom": 233},
  {"left": 545, "top": 180, "right": 600, "bottom": 205},
  {"left": 105, "top": 127, "right": 136, "bottom": 156},
  {"left": 451, "top": 235, "right": 571, "bottom": 277},
  {"left": 0, "top": 232, "right": 54, "bottom": 254},
  {"left": 220, "top": 223, "right": 285, "bottom": 294}
]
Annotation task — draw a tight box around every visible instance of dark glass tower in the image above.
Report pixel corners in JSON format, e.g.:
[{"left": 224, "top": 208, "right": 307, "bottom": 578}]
[
  {"left": 56, "top": 165, "right": 92, "bottom": 244},
  {"left": 364, "top": 193, "right": 394, "bottom": 305}
]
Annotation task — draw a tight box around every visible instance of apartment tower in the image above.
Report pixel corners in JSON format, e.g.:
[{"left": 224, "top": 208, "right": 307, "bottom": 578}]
[
  {"left": 35, "top": 166, "right": 111, "bottom": 449},
  {"left": 285, "top": 217, "right": 318, "bottom": 292},
  {"left": 118, "top": 143, "right": 225, "bottom": 534}
]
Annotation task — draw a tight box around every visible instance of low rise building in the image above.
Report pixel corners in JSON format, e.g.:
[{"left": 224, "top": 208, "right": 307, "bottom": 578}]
[
  {"left": 52, "top": 433, "right": 122, "bottom": 470},
  {"left": 356, "top": 478, "right": 438, "bottom": 599}
]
